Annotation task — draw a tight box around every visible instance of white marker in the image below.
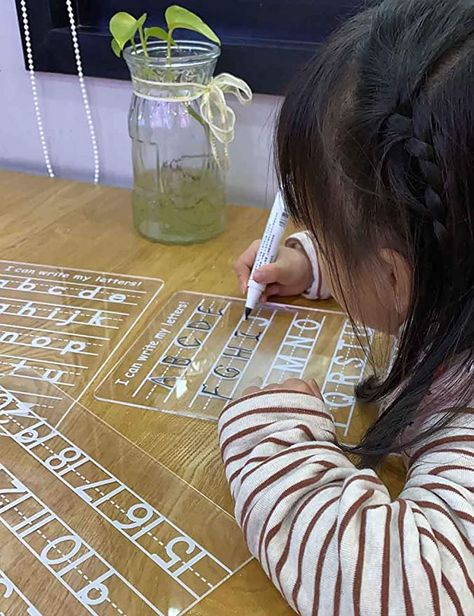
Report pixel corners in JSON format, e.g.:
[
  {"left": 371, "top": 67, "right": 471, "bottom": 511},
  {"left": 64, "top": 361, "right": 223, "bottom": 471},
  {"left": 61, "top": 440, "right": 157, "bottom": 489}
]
[{"left": 245, "top": 191, "right": 289, "bottom": 319}]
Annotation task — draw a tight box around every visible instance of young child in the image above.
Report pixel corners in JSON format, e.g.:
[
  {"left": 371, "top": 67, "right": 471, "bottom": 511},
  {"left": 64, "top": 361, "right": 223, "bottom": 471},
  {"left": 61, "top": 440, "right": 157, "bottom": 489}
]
[{"left": 219, "top": 1, "right": 473, "bottom": 614}]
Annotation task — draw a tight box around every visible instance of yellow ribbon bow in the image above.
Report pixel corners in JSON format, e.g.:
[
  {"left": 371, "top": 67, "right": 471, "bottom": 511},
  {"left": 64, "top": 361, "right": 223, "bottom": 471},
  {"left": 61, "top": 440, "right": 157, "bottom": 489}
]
[
  {"left": 132, "top": 73, "right": 253, "bottom": 169},
  {"left": 197, "top": 73, "right": 253, "bottom": 166}
]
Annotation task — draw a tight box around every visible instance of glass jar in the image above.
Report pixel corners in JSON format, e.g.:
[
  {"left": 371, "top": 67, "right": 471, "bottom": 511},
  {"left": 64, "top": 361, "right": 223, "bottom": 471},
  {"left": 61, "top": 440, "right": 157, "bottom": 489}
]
[{"left": 124, "top": 41, "right": 226, "bottom": 245}]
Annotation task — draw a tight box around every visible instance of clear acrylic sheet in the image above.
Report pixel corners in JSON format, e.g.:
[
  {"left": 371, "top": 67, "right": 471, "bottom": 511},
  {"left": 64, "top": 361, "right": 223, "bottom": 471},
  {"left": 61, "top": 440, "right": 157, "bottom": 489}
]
[
  {"left": 0, "top": 371, "right": 250, "bottom": 616},
  {"left": 0, "top": 260, "right": 163, "bottom": 405},
  {"left": 95, "top": 291, "right": 375, "bottom": 438}
]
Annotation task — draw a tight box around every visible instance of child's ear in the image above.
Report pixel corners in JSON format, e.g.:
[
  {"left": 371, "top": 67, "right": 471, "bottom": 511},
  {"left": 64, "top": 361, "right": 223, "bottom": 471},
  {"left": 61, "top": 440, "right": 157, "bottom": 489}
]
[{"left": 379, "top": 248, "right": 412, "bottom": 320}]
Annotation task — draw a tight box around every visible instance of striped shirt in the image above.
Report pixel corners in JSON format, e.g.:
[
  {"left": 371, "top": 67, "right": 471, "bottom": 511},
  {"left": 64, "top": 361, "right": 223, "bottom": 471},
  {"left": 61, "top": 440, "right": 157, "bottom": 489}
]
[
  {"left": 220, "top": 229, "right": 474, "bottom": 614},
  {"left": 218, "top": 391, "right": 474, "bottom": 615}
]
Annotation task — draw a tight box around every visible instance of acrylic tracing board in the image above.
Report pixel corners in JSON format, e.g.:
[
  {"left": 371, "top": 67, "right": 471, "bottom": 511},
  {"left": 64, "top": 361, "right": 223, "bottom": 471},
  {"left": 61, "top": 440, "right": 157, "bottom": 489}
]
[
  {"left": 0, "top": 260, "right": 381, "bottom": 615},
  {"left": 0, "top": 260, "right": 164, "bottom": 411},
  {"left": 0, "top": 374, "right": 250, "bottom": 615},
  {"left": 95, "top": 291, "right": 376, "bottom": 439}
]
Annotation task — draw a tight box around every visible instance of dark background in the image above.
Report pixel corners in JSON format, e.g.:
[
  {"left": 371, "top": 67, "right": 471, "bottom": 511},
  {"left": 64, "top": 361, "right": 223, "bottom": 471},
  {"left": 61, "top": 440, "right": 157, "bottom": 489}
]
[{"left": 16, "top": 0, "right": 366, "bottom": 95}]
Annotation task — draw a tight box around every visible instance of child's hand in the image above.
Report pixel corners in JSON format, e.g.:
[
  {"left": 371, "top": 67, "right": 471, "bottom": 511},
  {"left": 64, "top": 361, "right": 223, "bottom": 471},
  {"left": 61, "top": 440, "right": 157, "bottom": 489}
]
[
  {"left": 234, "top": 240, "right": 313, "bottom": 302},
  {"left": 243, "top": 377, "right": 322, "bottom": 399}
]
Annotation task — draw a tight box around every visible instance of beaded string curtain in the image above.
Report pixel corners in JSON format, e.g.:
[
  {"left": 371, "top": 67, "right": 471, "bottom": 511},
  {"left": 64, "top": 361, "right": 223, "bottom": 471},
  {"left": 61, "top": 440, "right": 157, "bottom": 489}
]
[{"left": 18, "top": 0, "right": 100, "bottom": 183}]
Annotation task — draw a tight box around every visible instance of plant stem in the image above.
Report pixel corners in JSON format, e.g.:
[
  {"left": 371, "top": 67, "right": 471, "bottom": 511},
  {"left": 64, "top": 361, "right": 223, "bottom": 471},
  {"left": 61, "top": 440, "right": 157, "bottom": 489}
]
[
  {"left": 187, "top": 105, "right": 207, "bottom": 130},
  {"left": 165, "top": 31, "right": 174, "bottom": 82},
  {"left": 138, "top": 26, "right": 149, "bottom": 57}
]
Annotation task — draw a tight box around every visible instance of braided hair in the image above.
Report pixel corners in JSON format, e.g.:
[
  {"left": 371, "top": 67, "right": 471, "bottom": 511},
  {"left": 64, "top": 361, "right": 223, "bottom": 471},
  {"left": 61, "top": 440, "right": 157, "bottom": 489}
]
[
  {"left": 382, "top": 105, "right": 448, "bottom": 247},
  {"left": 277, "top": 0, "right": 474, "bottom": 467}
]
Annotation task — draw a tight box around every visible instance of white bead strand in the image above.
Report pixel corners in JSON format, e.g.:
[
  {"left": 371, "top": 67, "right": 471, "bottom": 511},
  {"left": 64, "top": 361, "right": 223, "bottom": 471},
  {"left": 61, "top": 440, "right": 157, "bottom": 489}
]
[
  {"left": 65, "top": 0, "right": 100, "bottom": 184},
  {"left": 18, "top": 0, "right": 55, "bottom": 178}
]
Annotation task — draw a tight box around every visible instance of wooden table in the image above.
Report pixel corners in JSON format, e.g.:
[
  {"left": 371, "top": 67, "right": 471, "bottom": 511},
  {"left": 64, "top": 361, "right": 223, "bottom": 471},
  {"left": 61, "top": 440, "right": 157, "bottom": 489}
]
[{"left": 0, "top": 171, "right": 405, "bottom": 616}]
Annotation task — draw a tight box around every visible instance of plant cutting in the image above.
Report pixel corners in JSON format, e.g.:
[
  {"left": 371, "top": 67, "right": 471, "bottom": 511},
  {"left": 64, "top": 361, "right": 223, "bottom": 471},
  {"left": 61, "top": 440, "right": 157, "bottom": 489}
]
[
  {"left": 110, "top": 6, "right": 220, "bottom": 62},
  {"left": 109, "top": 5, "right": 252, "bottom": 245}
]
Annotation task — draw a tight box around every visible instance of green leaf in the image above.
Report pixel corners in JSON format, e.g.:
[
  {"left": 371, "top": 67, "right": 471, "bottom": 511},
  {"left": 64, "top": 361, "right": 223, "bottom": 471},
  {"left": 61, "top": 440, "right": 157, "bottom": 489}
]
[
  {"left": 145, "top": 26, "right": 169, "bottom": 43},
  {"left": 136, "top": 13, "right": 149, "bottom": 56},
  {"left": 111, "top": 38, "right": 122, "bottom": 57},
  {"left": 109, "top": 12, "right": 138, "bottom": 50},
  {"left": 165, "top": 5, "right": 220, "bottom": 45},
  {"left": 136, "top": 13, "right": 147, "bottom": 30}
]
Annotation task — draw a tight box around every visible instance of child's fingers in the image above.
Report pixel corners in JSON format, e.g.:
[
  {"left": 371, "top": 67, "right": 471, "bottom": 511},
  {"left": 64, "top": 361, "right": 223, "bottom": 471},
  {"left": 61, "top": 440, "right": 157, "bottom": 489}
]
[
  {"left": 253, "top": 263, "right": 280, "bottom": 284},
  {"left": 244, "top": 376, "right": 263, "bottom": 389},
  {"left": 308, "top": 378, "right": 322, "bottom": 398},
  {"left": 234, "top": 240, "right": 261, "bottom": 293},
  {"left": 241, "top": 386, "right": 261, "bottom": 396},
  {"left": 262, "top": 284, "right": 281, "bottom": 302},
  {"left": 277, "top": 378, "right": 323, "bottom": 400}
]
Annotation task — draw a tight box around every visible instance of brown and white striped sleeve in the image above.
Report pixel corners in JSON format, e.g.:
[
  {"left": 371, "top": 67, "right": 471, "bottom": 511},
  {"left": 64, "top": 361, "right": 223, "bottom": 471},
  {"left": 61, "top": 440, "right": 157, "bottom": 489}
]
[
  {"left": 218, "top": 391, "right": 474, "bottom": 616},
  {"left": 285, "top": 231, "right": 332, "bottom": 300}
]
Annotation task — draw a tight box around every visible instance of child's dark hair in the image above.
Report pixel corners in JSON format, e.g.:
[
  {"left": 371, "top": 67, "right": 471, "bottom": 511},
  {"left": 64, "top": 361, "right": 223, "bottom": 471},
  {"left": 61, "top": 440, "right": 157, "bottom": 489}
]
[{"left": 277, "top": 0, "right": 474, "bottom": 467}]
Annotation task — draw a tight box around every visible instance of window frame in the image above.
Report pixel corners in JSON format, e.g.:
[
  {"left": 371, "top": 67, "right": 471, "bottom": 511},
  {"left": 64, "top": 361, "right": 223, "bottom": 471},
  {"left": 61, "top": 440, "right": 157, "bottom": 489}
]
[{"left": 15, "top": 0, "right": 360, "bottom": 95}]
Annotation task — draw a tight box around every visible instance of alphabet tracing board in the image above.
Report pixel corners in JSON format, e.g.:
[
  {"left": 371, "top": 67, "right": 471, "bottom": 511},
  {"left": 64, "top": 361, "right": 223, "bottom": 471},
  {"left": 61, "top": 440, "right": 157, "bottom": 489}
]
[
  {"left": 0, "top": 260, "right": 164, "bottom": 411},
  {"left": 95, "top": 291, "right": 376, "bottom": 439}
]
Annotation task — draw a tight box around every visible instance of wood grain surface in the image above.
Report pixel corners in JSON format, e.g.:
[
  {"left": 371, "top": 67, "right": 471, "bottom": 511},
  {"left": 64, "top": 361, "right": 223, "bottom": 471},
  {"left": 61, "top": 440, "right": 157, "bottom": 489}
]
[{"left": 0, "top": 171, "right": 405, "bottom": 616}]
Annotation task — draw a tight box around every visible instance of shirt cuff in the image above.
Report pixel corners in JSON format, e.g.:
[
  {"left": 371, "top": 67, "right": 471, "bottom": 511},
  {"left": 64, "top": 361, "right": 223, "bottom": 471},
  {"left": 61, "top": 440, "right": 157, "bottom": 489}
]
[{"left": 285, "top": 231, "right": 332, "bottom": 299}]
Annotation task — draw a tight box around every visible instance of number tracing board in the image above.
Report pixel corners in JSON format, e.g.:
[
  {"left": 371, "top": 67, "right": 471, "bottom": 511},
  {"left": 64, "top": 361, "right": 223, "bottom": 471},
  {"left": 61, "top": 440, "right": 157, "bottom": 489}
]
[
  {"left": 0, "top": 374, "right": 250, "bottom": 615},
  {"left": 95, "top": 291, "right": 377, "bottom": 439}
]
